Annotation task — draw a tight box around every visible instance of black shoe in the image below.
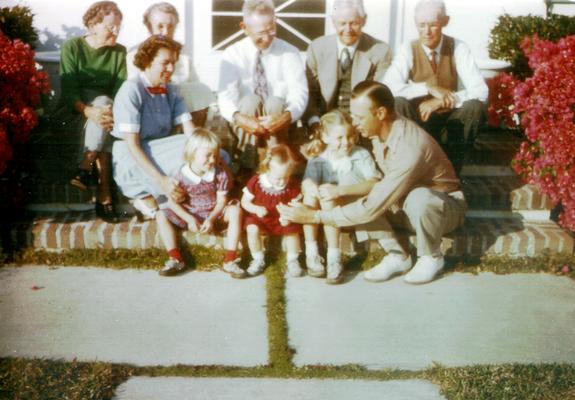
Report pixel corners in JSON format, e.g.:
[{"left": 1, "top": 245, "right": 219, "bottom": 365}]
[
  {"left": 96, "top": 202, "right": 120, "bottom": 223},
  {"left": 70, "top": 165, "right": 97, "bottom": 190}
]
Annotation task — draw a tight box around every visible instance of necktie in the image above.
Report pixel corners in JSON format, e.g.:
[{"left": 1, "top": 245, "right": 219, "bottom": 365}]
[
  {"left": 147, "top": 86, "right": 167, "bottom": 95},
  {"left": 429, "top": 50, "right": 438, "bottom": 73},
  {"left": 340, "top": 47, "right": 351, "bottom": 73},
  {"left": 254, "top": 50, "right": 269, "bottom": 101}
]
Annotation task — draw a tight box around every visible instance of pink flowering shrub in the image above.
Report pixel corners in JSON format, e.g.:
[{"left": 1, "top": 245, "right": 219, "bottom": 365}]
[
  {"left": 0, "top": 31, "right": 49, "bottom": 174},
  {"left": 505, "top": 35, "right": 575, "bottom": 230},
  {"left": 486, "top": 73, "right": 521, "bottom": 129}
]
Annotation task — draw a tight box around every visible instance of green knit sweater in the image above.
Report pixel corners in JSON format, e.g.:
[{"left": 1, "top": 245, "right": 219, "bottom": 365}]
[{"left": 59, "top": 36, "right": 127, "bottom": 112}]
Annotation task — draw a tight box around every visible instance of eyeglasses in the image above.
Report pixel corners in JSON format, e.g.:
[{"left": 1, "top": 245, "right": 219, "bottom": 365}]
[{"left": 104, "top": 24, "right": 121, "bottom": 35}]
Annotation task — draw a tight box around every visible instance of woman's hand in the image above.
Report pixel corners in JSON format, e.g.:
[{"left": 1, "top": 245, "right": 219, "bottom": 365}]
[
  {"left": 159, "top": 176, "right": 187, "bottom": 203},
  {"left": 84, "top": 104, "right": 114, "bottom": 132}
]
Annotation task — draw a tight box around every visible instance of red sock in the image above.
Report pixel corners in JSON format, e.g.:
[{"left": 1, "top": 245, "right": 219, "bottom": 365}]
[
  {"left": 168, "top": 248, "right": 183, "bottom": 262},
  {"left": 224, "top": 250, "right": 238, "bottom": 263}
]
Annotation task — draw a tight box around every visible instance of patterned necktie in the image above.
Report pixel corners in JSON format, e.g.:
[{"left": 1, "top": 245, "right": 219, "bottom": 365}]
[
  {"left": 340, "top": 47, "right": 351, "bottom": 73},
  {"left": 429, "top": 50, "right": 438, "bottom": 73},
  {"left": 254, "top": 50, "right": 269, "bottom": 101}
]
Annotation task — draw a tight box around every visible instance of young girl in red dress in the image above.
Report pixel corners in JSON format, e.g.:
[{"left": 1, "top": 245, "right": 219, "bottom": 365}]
[{"left": 241, "top": 144, "right": 303, "bottom": 277}]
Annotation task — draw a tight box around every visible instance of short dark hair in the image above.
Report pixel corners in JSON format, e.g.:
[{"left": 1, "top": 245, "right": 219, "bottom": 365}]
[
  {"left": 133, "top": 35, "right": 182, "bottom": 70},
  {"left": 352, "top": 81, "right": 395, "bottom": 112},
  {"left": 83, "top": 1, "right": 122, "bottom": 28}
]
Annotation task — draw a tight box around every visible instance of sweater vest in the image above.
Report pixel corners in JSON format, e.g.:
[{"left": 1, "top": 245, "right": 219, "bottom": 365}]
[{"left": 409, "top": 35, "right": 457, "bottom": 91}]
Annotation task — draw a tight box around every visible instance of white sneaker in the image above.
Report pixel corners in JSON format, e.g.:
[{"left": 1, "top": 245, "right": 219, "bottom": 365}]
[
  {"left": 364, "top": 253, "right": 412, "bottom": 282},
  {"left": 159, "top": 258, "right": 186, "bottom": 276},
  {"left": 247, "top": 258, "right": 266, "bottom": 276},
  {"left": 286, "top": 258, "right": 303, "bottom": 277},
  {"left": 326, "top": 258, "right": 344, "bottom": 285},
  {"left": 306, "top": 254, "right": 325, "bottom": 278},
  {"left": 403, "top": 255, "right": 444, "bottom": 284},
  {"left": 223, "top": 258, "right": 247, "bottom": 279}
]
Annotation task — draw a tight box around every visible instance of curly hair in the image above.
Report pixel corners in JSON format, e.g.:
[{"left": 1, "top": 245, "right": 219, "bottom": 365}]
[
  {"left": 183, "top": 128, "right": 221, "bottom": 165},
  {"left": 83, "top": 1, "right": 122, "bottom": 28},
  {"left": 257, "top": 144, "right": 298, "bottom": 175},
  {"left": 305, "top": 109, "right": 357, "bottom": 159},
  {"left": 133, "top": 35, "right": 182, "bottom": 71},
  {"left": 143, "top": 2, "right": 179, "bottom": 34}
]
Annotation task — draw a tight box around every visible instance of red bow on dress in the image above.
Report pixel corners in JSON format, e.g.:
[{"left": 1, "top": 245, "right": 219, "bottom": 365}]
[{"left": 147, "top": 86, "right": 167, "bottom": 95}]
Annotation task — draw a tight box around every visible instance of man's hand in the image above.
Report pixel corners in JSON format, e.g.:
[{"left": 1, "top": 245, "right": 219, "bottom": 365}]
[
  {"left": 85, "top": 104, "right": 114, "bottom": 132},
  {"left": 259, "top": 111, "right": 291, "bottom": 137},
  {"left": 234, "top": 113, "right": 268, "bottom": 137},
  {"left": 418, "top": 97, "right": 444, "bottom": 122},
  {"left": 427, "top": 84, "right": 456, "bottom": 109},
  {"left": 318, "top": 183, "right": 340, "bottom": 202},
  {"left": 277, "top": 202, "right": 317, "bottom": 224}
]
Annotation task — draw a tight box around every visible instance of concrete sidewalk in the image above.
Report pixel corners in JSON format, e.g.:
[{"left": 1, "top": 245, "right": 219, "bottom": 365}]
[{"left": 0, "top": 266, "right": 268, "bottom": 366}]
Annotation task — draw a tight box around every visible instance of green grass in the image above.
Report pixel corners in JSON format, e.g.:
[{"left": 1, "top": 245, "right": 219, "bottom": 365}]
[{"left": 1, "top": 247, "right": 575, "bottom": 399}]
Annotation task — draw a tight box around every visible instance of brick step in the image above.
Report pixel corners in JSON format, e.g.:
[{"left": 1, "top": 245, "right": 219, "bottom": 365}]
[
  {"left": 23, "top": 175, "right": 553, "bottom": 216},
  {"left": 10, "top": 212, "right": 573, "bottom": 257}
]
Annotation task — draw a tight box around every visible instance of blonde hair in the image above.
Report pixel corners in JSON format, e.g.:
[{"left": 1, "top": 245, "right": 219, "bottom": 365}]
[
  {"left": 183, "top": 128, "right": 221, "bottom": 164},
  {"left": 257, "top": 144, "right": 298, "bottom": 175},
  {"left": 305, "top": 109, "right": 357, "bottom": 159}
]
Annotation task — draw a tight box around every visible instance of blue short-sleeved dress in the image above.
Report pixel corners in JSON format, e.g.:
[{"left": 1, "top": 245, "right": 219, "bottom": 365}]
[
  {"left": 303, "top": 146, "right": 382, "bottom": 186},
  {"left": 112, "top": 76, "right": 192, "bottom": 199}
]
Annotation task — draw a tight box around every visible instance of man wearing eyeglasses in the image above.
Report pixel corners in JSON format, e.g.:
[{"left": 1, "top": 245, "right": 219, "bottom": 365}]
[
  {"left": 218, "top": 0, "right": 308, "bottom": 175},
  {"left": 303, "top": 0, "right": 391, "bottom": 138}
]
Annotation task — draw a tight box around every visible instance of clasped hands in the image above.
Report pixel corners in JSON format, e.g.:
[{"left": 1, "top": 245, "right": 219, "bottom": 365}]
[
  {"left": 84, "top": 104, "right": 114, "bottom": 132},
  {"left": 418, "top": 84, "right": 456, "bottom": 122},
  {"left": 234, "top": 112, "right": 290, "bottom": 139}
]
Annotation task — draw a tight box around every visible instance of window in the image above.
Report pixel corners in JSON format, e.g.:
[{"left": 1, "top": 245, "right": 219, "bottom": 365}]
[{"left": 212, "top": 0, "right": 327, "bottom": 51}]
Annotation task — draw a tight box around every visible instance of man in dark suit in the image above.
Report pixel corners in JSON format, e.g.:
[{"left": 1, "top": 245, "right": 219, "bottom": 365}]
[{"left": 304, "top": 0, "right": 392, "bottom": 135}]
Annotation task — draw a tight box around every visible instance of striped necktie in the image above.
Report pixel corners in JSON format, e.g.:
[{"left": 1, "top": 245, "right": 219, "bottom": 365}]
[
  {"left": 430, "top": 50, "right": 438, "bottom": 73},
  {"left": 254, "top": 50, "right": 269, "bottom": 101}
]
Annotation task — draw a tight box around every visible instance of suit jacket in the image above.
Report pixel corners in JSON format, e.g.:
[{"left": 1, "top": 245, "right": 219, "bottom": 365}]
[{"left": 304, "top": 33, "right": 391, "bottom": 123}]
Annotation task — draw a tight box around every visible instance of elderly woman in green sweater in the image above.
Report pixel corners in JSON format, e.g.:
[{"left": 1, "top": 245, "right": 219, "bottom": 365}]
[{"left": 55, "top": 1, "right": 126, "bottom": 222}]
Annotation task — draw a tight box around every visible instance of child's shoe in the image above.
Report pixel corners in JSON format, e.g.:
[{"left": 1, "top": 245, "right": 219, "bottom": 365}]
[
  {"left": 247, "top": 258, "right": 266, "bottom": 277},
  {"left": 326, "top": 258, "right": 344, "bottom": 284},
  {"left": 223, "top": 258, "right": 247, "bottom": 279},
  {"left": 305, "top": 254, "right": 325, "bottom": 278},
  {"left": 286, "top": 258, "right": 303, "bottom": 277},
  {"left": 159, "top": 258, "right": 186, "bottom": 276}
]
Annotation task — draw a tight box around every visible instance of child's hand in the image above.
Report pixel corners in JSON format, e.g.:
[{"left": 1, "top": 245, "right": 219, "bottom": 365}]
[
  {"left": 288, "top": 193, "right": 303, "bottom": 206},
  {"left": 255, "top": 206, "right": 268, "bottom": 218},
  {"left": 279, "top": 216, "right": 290, "bottom": 227},
  {"left": 185, "top": 215, "right": 200, "bottom": 232},
  {"left": 200, "top": 218, "right": 214, "bottom": 234},
  {"left": 319, "top": 184, "right": 340, "bottom": 201}
]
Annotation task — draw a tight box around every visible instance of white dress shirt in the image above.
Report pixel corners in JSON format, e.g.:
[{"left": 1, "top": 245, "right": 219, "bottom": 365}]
[
  {"left": 217, "top": 36, "right": 308, "bottom": 123},
  {"left": 382, "top": 36, "right": 488, "bottom": 108}
]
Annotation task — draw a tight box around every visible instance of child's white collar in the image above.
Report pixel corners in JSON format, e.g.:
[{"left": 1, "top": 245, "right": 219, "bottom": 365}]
[
  {"left": 182, "top": 164, "right": 215, "bottom": 184},
  {"left": 260, "top": 173, "right": 287, "bottom": 191}
]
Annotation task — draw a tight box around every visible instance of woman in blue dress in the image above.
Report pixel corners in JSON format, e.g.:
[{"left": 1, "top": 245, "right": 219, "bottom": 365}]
[{"left": 111, "top": 35, "right": 191, "bottom": 219}]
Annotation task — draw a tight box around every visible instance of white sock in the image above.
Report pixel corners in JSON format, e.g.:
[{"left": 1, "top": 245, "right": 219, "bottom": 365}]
[
  {"left": 287, "top": 252, "right": 300, "bottom": 262},
  {"left": 305, "top": 241, "right": 319, "bottom": 257},
  {"left": 252, "top": 251, "right": 264, "bottom": 262},
  {"left": 327, "top": 247, "right": 341, "bottom": 262}
]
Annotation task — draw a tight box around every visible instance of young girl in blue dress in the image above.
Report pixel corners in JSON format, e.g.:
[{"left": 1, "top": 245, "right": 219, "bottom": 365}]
[{"left": 302, "top": 110, "right": 382, "bottom": 284}]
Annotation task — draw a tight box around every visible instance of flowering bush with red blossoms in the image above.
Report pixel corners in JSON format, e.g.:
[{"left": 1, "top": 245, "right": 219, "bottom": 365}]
[
  {"left": 486, "top": 73, "right": 521, "bottom": 130},
  {"left": 0, "top": 31, "right": 49, "bottom": 174},
  {"left": 509, "top": 35, "right": 575, "bottom": 230}
]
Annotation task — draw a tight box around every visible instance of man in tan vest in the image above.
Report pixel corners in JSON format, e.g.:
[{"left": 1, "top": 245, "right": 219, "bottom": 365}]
[{"left": 383, "top": 0, "right": 488, "bottom": 175}]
